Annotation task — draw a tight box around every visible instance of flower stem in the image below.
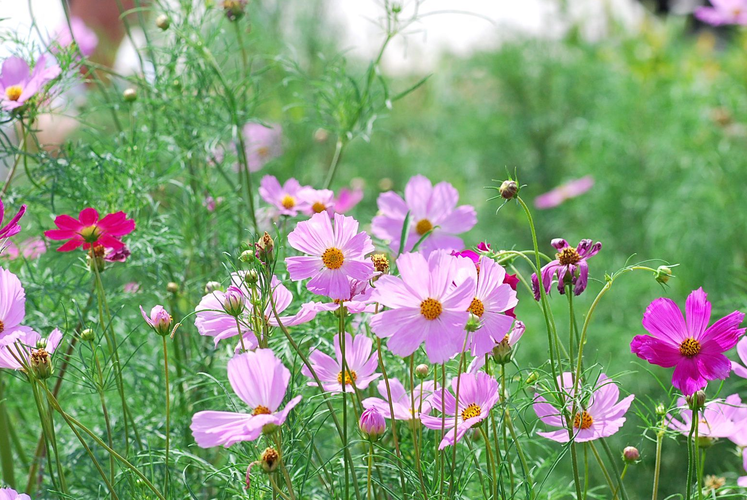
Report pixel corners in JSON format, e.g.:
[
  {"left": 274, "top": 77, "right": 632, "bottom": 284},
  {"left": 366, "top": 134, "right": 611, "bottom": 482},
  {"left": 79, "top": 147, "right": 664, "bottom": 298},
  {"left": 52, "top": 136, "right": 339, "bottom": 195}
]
[
  {"left": 323, "top": 137, "right": 346, "bottom": 189},
  {"left": 162, "top": 335, "right": 171, "bottom": 492},
  {"left": 0, "top": 374, "right": 16, "bottom": 488},
  {"left": 686, "top": 409, "right": 697, "bottom": 500},
  {"left": 590, "top": 440, "right": 618, "bottom": 499},
  {"left": 366, "top": 442, "right": 374, "bottom": 500},
  {"left": 652, "top": 426, "right": 665, "bottom": 500},
  {"left": 91, "top": 342, "right": 116, "bottom": 485}
]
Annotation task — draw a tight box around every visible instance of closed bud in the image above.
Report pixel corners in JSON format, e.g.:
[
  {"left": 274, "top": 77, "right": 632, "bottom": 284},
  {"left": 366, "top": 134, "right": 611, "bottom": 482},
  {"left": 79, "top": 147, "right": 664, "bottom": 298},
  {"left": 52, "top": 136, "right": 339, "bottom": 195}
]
[
  {"left": 223, "top": 0, "right": 247, "bottom": 21},
  {"left": 655, "top": 266, "right": 673, "bottom": 284},
  {"left": 30, "top": 349, "right": 53, "bottom": 379},
  {"left": 243, "top": 269, "right": 259, "bottom": 286},
  {"left": 260, "top": 447, "right": 280, "bottom": 473},
  {"left": 123, "top": 88, "right": 137, "bottom": 102},
  {"left": 686, "top": 390, "right": 706, "bottom": 410},
  {"left": 499, "top": 180, "right": 518, "bottom": 200},
  {"left": 256, "top": 232, "right": 274, "bottom": 261},
  {"left": 80, "top": 328, "right": 95, "bottom": 342},
  {"left": 465, "top": 315, "right": 482, "bottom": 333},
  {"left": 239, "top": 249, "right": 256, "bottom": 263},
  {"left": 698, "top": 436, "right": 716, "bottom": 449},
  {"left": 314, "top": 128, "right": 329, "bottom": 143},
  {"left": 205, "top": 281, "right": 222, "bottom": 294},
  {"left": 622, "top": 446, "right": 640, "bottom": 463},
  {"left": 359, "top": 408, "right": 386, "bottom": 442},
  {"left": 525, "top": 371, "right": 539, "bottom": 385},
  {"left": 655, "top": 403, "right": 666, "bottom": 417},
  {"left": 491, "top": 338, "right": 513, "bottom": 365},
  {"left": 156, "top": 14, "right": 170, "bottom": 30},
  {"left": 167, "top": 282, "right": 179, "bottom": 294},
  {"left": 415, "top": 364, "right": 429, "bottom": 379},
  {"left": 141, "top": 305, "right": 173, "bottom": 337},
  {"left": 223, "top": 286, "right": 245, "bottom": 316}
]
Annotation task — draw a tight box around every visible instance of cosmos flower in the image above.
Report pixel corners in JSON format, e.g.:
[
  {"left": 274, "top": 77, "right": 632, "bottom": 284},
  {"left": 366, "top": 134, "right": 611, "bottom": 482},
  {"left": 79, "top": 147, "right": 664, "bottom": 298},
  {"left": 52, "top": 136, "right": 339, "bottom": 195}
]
[
  {"left": 0, "top": 328, "right": 62, "bottom": 370},
  {"left": 730, "top": 337, "right": 747, "bottom": 378},
  {"left": 301, "top": 332, "right": 380, "bottom": 393},
  {"left": 531, "top": 238, "right": 601, "bottom": 300},
  {"left": 371, "top": 175, "right": 477, "bottom": 255},
  {"left": 1, "top": 55, "right": 60, "bottom": 112},
  {"left": 123, "top": 282, "right": 140, "bottom": 294},
  {"left": 0, "top": 199, "right": 26, "bottom": 241},
  {"left": 286, "top": 212, "right": 374, "bottom": 300},
  {"left": 273, "top": 279, "right": 375, "bottom": 328},
  {"left": 631, "top": 288, "right": 745, "bottom": 396},
  {"left": 44, "top": 208, "right": 135, "bottom": 252},
  {"left": 0, "top": 267, "right": 30, "bottom": 340},
  {"left": 359, "top": 408, "right": 386, "bottom": 440},
  {"left": 140, "top": 305, "right": 173, "bottom": 337},
  {"left": 421, "top": 371, "right": 499, "bottom": 449},
  {"left": 297, "top": 187, "right": 335, "bottom": 215},
  {"left": 534, "top": 176, "right": 594, "bottom": 210},
  {"left": 191, "top": 349, "right": 302, "bottom": 447},
  {"left": 370, "top": 251, "right": 475, "bottom": 363},
  {"left": 533, "top": 373, "right": 634, "bottom": 443},
  {"left": 695, "top": 0, "right": 747, "bottom": 26},
  {"left": 334, "top": 186, "right": 363, "bottom": 213},
  {"left": 242, "top": 123, "right": 282, "bottom": 171},
  {"left": 51, "top": 17, "right": 99, "bottom": 57},
  {"left": 2, "top": 237, "right": 46, "bottom": 260},
  {"left": 362, "top": 378, "right": 435, "bottom": 421},
  {"left": 667, "top": 395, "right": 744, "bottom": 439},
  {"left": 258, "top": 175, "right": 308, "bottom": 217},
  {"left": 0, "top": 487, "right": 31, "bottom": 500}
]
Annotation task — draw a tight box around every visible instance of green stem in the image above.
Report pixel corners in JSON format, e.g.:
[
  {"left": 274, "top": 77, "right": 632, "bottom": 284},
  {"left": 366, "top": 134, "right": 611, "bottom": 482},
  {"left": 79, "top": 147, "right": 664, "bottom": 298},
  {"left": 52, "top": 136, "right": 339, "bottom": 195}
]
[
  {"left": 323, "top": 138, "right": 346, "bottom": 189},
  {"left": 686, "top": 410, "right": 697, "bottom": 500},
  {"left": 339, "top": 310, "right": 349, "bottom": 500},
  {"left": 652, "top": 427, "right": 664, "bottom": 500},
  {"left": 590, "top": 441, "right": 617, "bottom": 499},
  {"left": 1, "top": 117, "right": 28, "bottom": 197},
  {"left": 0, "top": 374, "right": 16, "bottom": 488},
  {"left": 601, "top": 438, "right": 629, "bottom": 500},
  {"left": 162, "top": 336, "right": 171, "bottom": 492},
  {"left": 367, "top": 443, "right": 374, "bottom": 500},
  {"left": 92, "top": 344, "right": 116, "bottom": 485}
]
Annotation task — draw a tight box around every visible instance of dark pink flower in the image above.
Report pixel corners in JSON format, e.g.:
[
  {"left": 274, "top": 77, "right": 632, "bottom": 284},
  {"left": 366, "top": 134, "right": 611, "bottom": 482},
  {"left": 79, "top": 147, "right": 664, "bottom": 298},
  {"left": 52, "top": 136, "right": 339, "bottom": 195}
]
[
  {"left": 534, "top": 176, "right": 594, "bottom": 210},
  {"left": 44, "top": 208, "right": 135, "bottom": 252},
  {"left": 631, "top": 288, "right": 745, "bottom": 396},
  {"left": 0, "top": 55, "right": 60, "bottom": 111},
  {"left": 531, "top": 238, "right": 601, "bottom": 300},
  {"left": 0, "top": 199, "right": 26, "bottom": 240}
]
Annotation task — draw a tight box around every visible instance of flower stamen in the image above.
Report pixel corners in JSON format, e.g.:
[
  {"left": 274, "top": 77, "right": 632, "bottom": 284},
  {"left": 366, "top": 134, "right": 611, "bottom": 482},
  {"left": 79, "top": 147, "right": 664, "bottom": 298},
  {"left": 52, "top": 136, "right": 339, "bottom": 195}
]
[
  {"left": 322, "top": 247, "right": 345, "bottom": 269},
  {"left": 557, "top": 247, "right": 581, "bottom": 266},
  {"left": 415, "top": 219, "right": 433, "bottom": 236},
  {"left": 252, "top": 405, "right": 272, "bottom": 416},
  {"left": 573, "top": 411, "right": 594, "bottom": 429},
  {"left": 461, "top": 403, "right": 482, "bottom": 420},
  {"left": 679, "top": 338, "right": 701, "bottom": 357},
  {"left": 5, "top": 85, "right": 22, "bottom": 102},
  {"left": 420, "top": 298, "right": 443, "bottom": 320},
  {"left": 281, "top": 195, "right": 296, "bottom": 209},
  {"left": 468, "top": 298, "right": 485, "bottom": 317},
  {"left": 337, "top": 370, "right": 358, "bottom": 385},
  {"left": 312, "top": 202, "right": 327, "bottom": 213}
]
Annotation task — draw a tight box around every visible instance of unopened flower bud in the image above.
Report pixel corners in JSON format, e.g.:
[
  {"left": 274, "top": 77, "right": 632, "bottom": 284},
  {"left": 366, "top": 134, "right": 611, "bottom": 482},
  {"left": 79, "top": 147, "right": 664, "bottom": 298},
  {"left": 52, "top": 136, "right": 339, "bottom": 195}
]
[
  {"left": 415, "top": 364, "right": 429, "bottom": 379},
  {"left": 314, "top": 128, "right": 329, "bottom": 143},
  {"left": 499, "top": 180, "right": 518, "bottom": 200},
  {"left": 622, "top": 446, "right": 640, "bottom": 463},
  {"left": 141, "top": 305, "right": 173, "bottom": 337},
  {"left": 655, "top": 403, "right": 666, "bottom": 417},
  {"left": 698, "top": 436, "right": 716, "bottom": 449},
  {"left": 686, "top": 390, "right": 706, "bottom": 410},
  {"left": 223, "top": 286, "right": 245, "bottom": 316},
  {"left": 30, "top": 349, "right": 53, "bottom": 379},
  {"left": 167, "top": 282, "right": 179, "bottom": 294},
  {"left": 243, "top": 269, "right": 259, "bottom": 286},
  {"left": 123, "top": 88, "right": 137, "bottom": 102},
  {"left": 655, "top": 266, "right": 673, "bottom": 284},
  {"left": 80, "top": 328, "right": 95, "bottom": 342},
  {"left": 525, "top": 372, "right": 539, "bottom": 385},
  {"left": 359, "top": 408, "right": 386, "bottom": 442},
  {"left": 223, "top": 0, "right": 247, "bottom": 21},
  {"left": 371, "top": 254, "right": 390, "bottom": 275},
  {"left": 205, "top": 281, "right": 222, "bottom": 294},
  {"left": 260, "top": 447, "right": 280, "bottom": 473},
  {"left": 239, "top": 249, "right": 256, "bottom": 263},
  {"left": 156, "top": 14, "right": 170, "bottom": 30},
  {"left": 491, "top": 338, "right": 513, "bottom": 365},
  {"left": 256, "top": 232, "right": 274, "bottom": 261}
]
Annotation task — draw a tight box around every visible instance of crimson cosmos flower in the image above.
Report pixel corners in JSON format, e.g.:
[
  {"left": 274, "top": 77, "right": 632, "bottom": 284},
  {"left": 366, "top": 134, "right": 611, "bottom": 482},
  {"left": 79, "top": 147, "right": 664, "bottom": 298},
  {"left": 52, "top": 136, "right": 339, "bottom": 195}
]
[{"left": 44, "top": 208, "right": 135, "bottom": 252}]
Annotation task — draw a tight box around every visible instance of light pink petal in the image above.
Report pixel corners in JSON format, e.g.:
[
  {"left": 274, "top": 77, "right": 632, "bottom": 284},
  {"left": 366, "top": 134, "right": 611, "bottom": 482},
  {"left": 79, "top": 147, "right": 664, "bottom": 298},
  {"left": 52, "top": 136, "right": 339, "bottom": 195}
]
[{"left": 190, "top": 411, "right": 256, "bottom": 448}]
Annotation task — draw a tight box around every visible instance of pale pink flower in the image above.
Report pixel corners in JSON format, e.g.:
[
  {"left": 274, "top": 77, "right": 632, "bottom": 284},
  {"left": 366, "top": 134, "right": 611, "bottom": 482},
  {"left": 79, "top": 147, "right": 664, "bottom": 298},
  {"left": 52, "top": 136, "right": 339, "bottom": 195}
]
[
  {"left": 301, "top": 332, "right": 380, "bottom": 393},
  {"left": 534, "top": 176, "right": 594, "bottom": 209}
]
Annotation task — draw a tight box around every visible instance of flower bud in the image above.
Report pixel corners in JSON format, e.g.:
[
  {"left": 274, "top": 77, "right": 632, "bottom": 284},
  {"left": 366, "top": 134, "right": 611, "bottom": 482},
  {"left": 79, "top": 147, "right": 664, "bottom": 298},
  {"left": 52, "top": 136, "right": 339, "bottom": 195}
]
[
  {"left": 655, "top": 403, "right": 666, "bottom": 417},
  {"left": 371, "top": 254, "right": 390, "bottom": 275},
  {"left": 243, "top": 269, "right": 259, "bottom": 286},
  {"left": 123, "top": 88, "right": 137, "bottom": 102},
  {"left": 686, "top": 390, "right": 706, "bottom": 410},
  {"left": 359, "top": 408, "right": 386, "bottom": 441},
  {"left": 491, "top": 338, "right": 513, "bottom": 365},
  {"left": 499, "top": 180, "right": 518, "bottom": 200},
  {"left": 256, "top": 232, "right": 274, "bottom": 262},
  {"left": 167, "top": 282, "right": 179, "bottom": 294},
  {"left": 314, "top": 128, "right": 329, "bottom": 143},
  {"left": 80, "top": 328, "right": 95, "bottom": 342},
  {"left": 223, "top": 0, "right": 247, "bottom": 21},
  {"left": 654, "top": 266, "right": 673, "bottom": 284},
  {"left": 260, "top": 447, "right": 280, "bottom": 473},
  {"left": 205, "top": 281, "right": 222, "bottom": 294},
  {"left": 415, "top": 364, "right": 429, "bottom": 379},
  {"left": 622, "top": 446, "right": 640, "bottom": 463},
  {"left": 525, "top": 371, "right": 539, "bottom": 385},
  {"left": 465, "top": 315, "right": 482, "bottom": 333},
  {"left": 697, "top": 436, "right": 716, "bottom": 449},
  {"left": 156, "top": 14, "right": 170, "bottom": 30},
  {"left": 30, "top": 349, "right": 53, "bottom": 379},
  {"left": 223, "top": 286, "right": 245, "bottom": 316},
  {"left": 239, "top": 249, "right": 256, "bottom": 263}
]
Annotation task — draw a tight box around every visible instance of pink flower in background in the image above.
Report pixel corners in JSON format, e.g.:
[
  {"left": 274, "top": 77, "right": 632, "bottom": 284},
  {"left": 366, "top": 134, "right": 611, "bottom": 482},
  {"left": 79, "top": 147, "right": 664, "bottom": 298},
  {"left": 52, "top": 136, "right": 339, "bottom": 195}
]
[
  {"left": 534, "top": 176, "right": 594, "bottom": 210},
  {"left": 191, "top": 349, "right": 302, "bottom": 447},
  {"left": 370, "top": 251, "right": 475, "bottom": 363},
  {"left": 531, "top": 238, "right": 601, "bottom": 300},
  {"left": 421, "top": 372, "right": 499, "bottom": 449},
  {"left": 631, "top": 288, "right": 745, "bottom": 396},
  {"left": 259, "top": 175, "right": 308, "bottom": 217},
  {"left": 667, "top": 395, "right": 744, "bottom": 438},
  {"left": 51, "top": 17, "right": 99, "bottom": 57},
  {"left": 242, "top": 123, "right": 282, "bottom": 171},
  {"left": 732, "top": 337, "right": 747, "bottom": 378},
  {"left": 123, "top": 282, "right": 140, "bottom": 294},
  {"left": 334, "top": 186, "right": 363, "bottom": 213},
  {"left": 44, "top": 208, "right": 135, "bottom": 252},
  {"left": 0, "top": 328, "right": 62, "bottom": 370},
  {"left": 3, "top": 237, "right": 46, "bottom": 260},
  {"left": 203, "top": 195, "right": 224, "bottom": 212},
  {"left": 362, "top": 378, "right": 435, "bottom": 421},
  {"left": 286, "top": 212, "right": 374, "bottom": 300},
  {"left": 301, "top": 332, "right": 380, "bottom": 393},
  {"left": 0, "top": 267, "right": 30, "bottom": 340},
  {"left": 0, "top": 487, "right": 31, "bottom": 500},
  {"left": 371, "top": 175, "right": 477, "bottom": 255},
  {"left": 0, "top": 199, "right": 26, "bottom": 240},
  {"left": 533, "top": 373, "right": 634, "bottom": 443},
  {"left": 0, "top": 55, "right": 60, "bottom": 111},
  {"left": 695, "top": 0, "right": 747, "bottom": 25},
  {"left": 297, "top": 187, "right": 335, "bottom": 215}
]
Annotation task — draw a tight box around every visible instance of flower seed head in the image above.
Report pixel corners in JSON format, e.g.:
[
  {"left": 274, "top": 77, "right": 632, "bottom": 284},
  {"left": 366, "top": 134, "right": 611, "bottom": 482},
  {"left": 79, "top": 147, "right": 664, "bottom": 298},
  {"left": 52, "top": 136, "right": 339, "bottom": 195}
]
[
  {"left": 30, "top": 349, "right": 53, "bottom": 379},
  {"left": 499, "top": 180, "right": 518, "bottom": 200},
  {"left": 260, "top": 447, "right": 280, "bottom": 473},
  {"left": 123, "top": 88, "right": 137, "bottom": 102},
  {"left": 156, "top": 14, "right": 170, "bottom": 30}
]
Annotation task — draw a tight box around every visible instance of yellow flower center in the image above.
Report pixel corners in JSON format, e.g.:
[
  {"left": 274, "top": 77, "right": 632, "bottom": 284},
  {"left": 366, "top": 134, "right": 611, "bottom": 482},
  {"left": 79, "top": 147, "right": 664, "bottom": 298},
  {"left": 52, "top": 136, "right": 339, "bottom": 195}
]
[
  {"left": 679, "top": 338, "right": 701, "bottom": 357},
  {"left": 281, "top": 195, "right": 295, "bottom": 209},
  {"left": 0, "top": 320, "right": 4, "bottom": 333},
  {"left": 337, "top": 370, "right": 358, "bottom": 385},
  {"left": 312, "top": 202, "right": 327, "bottom": 213},
  {"left": 252, "top": 405, "right": 271, "bottom": 416},
  {"left": 79, "top": 225, "right": 102, "bottom": 243},
  {"left": 461, "top": 403, "right": 482, "bottom": 420},
  {"left": 468, "top": 297, "right": 485, "bottom": 317},
  {"left": 420, "top": 298, "right": 443, "bottom": 320},
  {"left": 371, "top": 253, "right": 390, "bottom": 273},
  {"left": 415, "top": 219, "right": 433, "bottom": 236},
  {"left": 322, "top": 247, "right": 345, "bottom": 270},
  {"left": 5, "top": 85, "right": 22, "bottom": 102},
  {"left": 556, "top": 247, "right": 581, "bottom": 266},
  {"left": 256, "top": 146, "right": 270, "bottom": 158},
  {"left": 573, "top": 411, "right": 594, "bottom": 430}
]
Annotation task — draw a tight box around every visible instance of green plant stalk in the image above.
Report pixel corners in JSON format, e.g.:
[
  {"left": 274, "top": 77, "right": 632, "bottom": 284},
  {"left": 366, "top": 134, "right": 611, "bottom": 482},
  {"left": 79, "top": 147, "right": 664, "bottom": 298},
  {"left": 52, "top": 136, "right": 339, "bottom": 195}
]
[
  {"left": 686, "top": 408, "right": 697, "bottom": 500},
  {"left": 590, "top": 441, "right": 617, "bottom": 499},
  {"left": 448, "top": 338, "right": 470, "bottom": 498},
  {"left": 601, "top": 438, "right": 629, "bottom": 500},
  {"left": 162, "top": 335, "right": 171, "bottom": 492},
  {"left": 323, "top": 137, "right": 347, "bottom": 190},
  {"left": 407, "top": 355, "right": 429, "bottom": 498},
  {"left": 0, "top": 374, "right": 16, "bottom": 488},
  {"left": 694, "top": 414, "right": 702, "bottom": 500},
  {"left": 91, "top": 342, "right": 116, "bottom": 485},
  {"left": 29, "top": 379, "right": 66, "bottom": 494},
  {"left": 479, "top": 426, "right": 497, "bottom": 497},
  {"left": 504, "top": 408, "right": 533, "bottom": 499},
  {"left": 1, "top": 117, "right": 28, "bottom": 197},
  {"left": 652, "top": 427, "right": 665, "bottom": 500},
  {"left": 500, "top": 363, "right": 515, "bottom": 495},
  {"left": 366, "top": 442, "right": 374, "bottom": 500},
  {"left": 339, "top": 309, "right": 350, "bottom": 500}
]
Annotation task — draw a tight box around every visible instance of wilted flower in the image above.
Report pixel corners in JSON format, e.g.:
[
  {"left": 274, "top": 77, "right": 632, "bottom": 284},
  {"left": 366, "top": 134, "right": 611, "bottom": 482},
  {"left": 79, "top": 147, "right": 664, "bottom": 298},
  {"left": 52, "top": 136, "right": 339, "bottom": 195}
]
[
  {"left": 695, "top": 0, "right": 747, "bottom": 26},
  {"left": 51, "top": 17, "right": 98, "bottom": 57},
  {"left": 371, "top": 175, "right": 477, "bottom": 255},
  {"left": 359, "top": 408, "right": 386, "bottom": 441},
  {"left": 140, "top": 305, "right": 173, "bottom": 336},
  {"left": 534, "top": 176, "right": 594, "bottom": 209},
  {"left": 491, "top": 321, "right": 525, "bottom": 364},
  {"left": 0, "top": 55, "right": 60, "bottom": 111},
  {"left": 259, "top": 175, "right": 308, "bottom": 217},
  {"left": 362, "top": 378, "right": 435, "bottom": 421},
  {"left": 531, "top": 238, "right": 601, "bottom": 300},
  {"left": 631, "top": 288, "right": 745, "bottom": 396},
  {"left": 191, "top": 349, "right": 302, "bottom": 447},
  {"left": 44, "top": 208, "right": 135, "bottom": 252},
  {"left": 223, "top": 0, "right": 247, "bottom": 21},
  {"left": 301, "top": 332, "right": 380, "bottom": 393}
]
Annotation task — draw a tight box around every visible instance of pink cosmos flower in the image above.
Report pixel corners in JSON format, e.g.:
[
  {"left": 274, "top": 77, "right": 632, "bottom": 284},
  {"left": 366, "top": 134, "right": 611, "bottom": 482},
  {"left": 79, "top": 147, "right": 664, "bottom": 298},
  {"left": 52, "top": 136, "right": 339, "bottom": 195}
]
[
  {"left": 123, "top": 282, "right": 140, "bottom": 294},
  {"left": 421, "top": 372, "right": 499, "bottom": 449},
  {"left": 203, "top": 195, "right": 224, "bottom": 212},
  {"left": 274, "top": 279, "right": 375, "bottom": 328},
  {"left": 531, "top": 238, "right": 601, "bottom": 300},
  {"left": 140, "top": 305, "right": 173, "bottom": 336},
  {"left": 533, "top": 373, "right": 634, "bottom": 443},
  {"left": 371, "top": 175, "right": 477, "bottom": 255},
  {"left": 362, "top": 378, "right": 435, "bottom": 421},
  {"left": 3, "top": 237, "right": 46, "bottom": 260},
  {"left": 454, "top": 255, "right": 518, "bottom": 357},
  {"left": 359, "top": 407, "right": 386, "bottom": 439},
  {"left": 1, "top": 55, "right": 61, "bottom": 112},
  {"left": 695, "top": 0, "right": 747, "bottom": 26},
  {"left": 0, "top": 267, "right": 29, "bottom": 340},
  {"left": 0, "top": 487, "right": 31, "bottom": 500},
  {"left": 730, "top": 336, "right": 747, "bottom": 378},
  {"left": 190, "top": 349, "right": 302, "bottom": 447},
  {"left": 0, "top": 199, "right": 26, "bottom": 241},
  {"left": 740, "top": 452, "right": 747, "bottom": 488},
  {"left": 667, "top": 395, "right": 743, "bottom": 438},
  {"left": 370, "top": 251, "right": 475, "bottom": 363},
  {"left": 534, "top": 176, "right": 594, "bottom": 210},
  {"left": 44, "top": 208, "right": 135, "bottom": 252},
  {"left": 242, "top": 123, "right": 282, "bottom": 171},
  {"left": 0, "top": 328, "right": 62, "bottom": 370},
  {"left": 301, "top": 332, "right": 380, "bottom": 393},
  {"left": 334, "top": 187, "right": 363, "bottom": 213},
  {"left": 297, "top": 187, "right": 335, "bottom": 216},
  {"left": 631, "top": 288, "right": 745, "bottom": 396},
  {"left": 454, "top": 243, "right": 519, "bottom": 318},
  {"left": 51, "top": 17, "right": 99, "bottom": 57},
  {"left": 286, "top": 212, "right": 374, "bottom": 300},
  {"left": 258, "top": 175, "right": 308, "bottom": 217}
]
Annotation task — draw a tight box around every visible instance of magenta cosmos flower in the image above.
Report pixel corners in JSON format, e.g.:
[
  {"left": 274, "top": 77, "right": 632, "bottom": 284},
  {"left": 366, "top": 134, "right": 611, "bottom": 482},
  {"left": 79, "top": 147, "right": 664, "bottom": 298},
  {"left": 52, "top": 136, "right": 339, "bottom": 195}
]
[
  {"left": 631, "top": 288, "right": 745, "bottom": 396},
  {"left": 44, "top": 208, "right": 135, "bottom": 252},
  {"left": 695, "top": 0, "right": 747, "bottom": 25},
  {"left": 334, "top": 186, "right": 363, "bottom": 213},
  {"left": 362, "top": 378, "right": 435, "bottom": 421},
  {"left": 533, "top": 373, "right": 634, "bottom": 443},
  {"left": 0, "top": 487, "right": 31, "bottom": 500},
  {"left": 286, "top": 212, "right": 374, "bottom": 300},
  {"left": 259, "top": 175, "right": 308, "bottom": 217},
  {"left": 52, "top": 17, "right": 99, "bottom": 57},
  {"left": 370, "top": 251, "right": 475, "bottom": 363},
  {"left": 242, "top": 123, "right": 282, "bottom": 171},
  {"left": 371, "top": 175, "right": 477, "bottom": 255},
  {"left": 1, "top": 55, "right": 60, "bottom": 112},
  {"left": 301, "top": 332, "right": 380, "bottom": 393},
  {"left": 667, "top": 394, "right": 744, "bottom": 438},
  {"left": 534, "top": 176, "right": 594, "bottom": 210},
  {"left": 0, "top": 267, "right": 30, "bottom": 340},
  {"left": 421, "top": 372, "right": 499, "bottom": 449},
  {"left": 531, "top": 238, "right": 601, "bottom": 300},
  {"left": 0, "top": 328, "right": 62, "bottom": 370},
  {"left": 191, "top": 349, "right": 302, "bottom": 447},
  {"left": 0, "top": 199, "right": 26, "bottom": 241}
]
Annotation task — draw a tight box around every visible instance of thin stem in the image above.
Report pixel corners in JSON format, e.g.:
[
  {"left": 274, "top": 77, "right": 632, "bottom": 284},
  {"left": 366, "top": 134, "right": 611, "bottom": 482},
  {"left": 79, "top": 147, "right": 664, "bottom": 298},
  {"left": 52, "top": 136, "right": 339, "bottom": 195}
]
[
  {"left": 686, "top": 409, "right": 697, "bottom": 500},
  {"left": 501, "top": 363, "right": 515, "bottom": 495},
  {"left": 601, "top": 438, "right": 629, "bottom": 500},
  {"left": 323, "top": 138, "right": 346, "bottom": 189},
  {"left": 590, "top": 441, "right": 618, "bottom": 499},
  {"left": 367, "top": 443, "right": 374, "bottom": 500},
  {"left": 652, "top": 427, "right": 664, "bottom": 500},
  {"left": 91, "top": 343, "right": 116, "bottom": 485},
  {"left": 162, "top": 336, "right": 171, "bottom": 491},
  {"left": 0, "top": 374, "right": 16, "bottom": 488},
  {"left": 1, "top": 117, "right": 28, "bottom": 197},
  {"left": 479, "top": 426, "right": 497, "bottom": 497}
]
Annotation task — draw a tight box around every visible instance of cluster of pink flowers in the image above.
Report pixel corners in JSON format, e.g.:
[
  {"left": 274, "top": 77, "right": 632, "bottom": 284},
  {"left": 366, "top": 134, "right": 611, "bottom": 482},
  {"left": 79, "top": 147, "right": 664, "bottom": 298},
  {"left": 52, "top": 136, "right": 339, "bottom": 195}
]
[{"left": 258, "top": 175, "right": 363, "bottom": 221}]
